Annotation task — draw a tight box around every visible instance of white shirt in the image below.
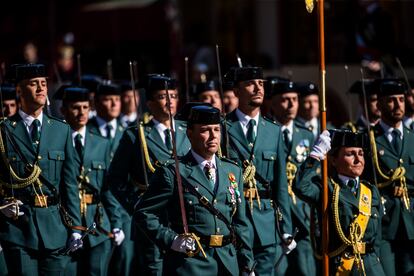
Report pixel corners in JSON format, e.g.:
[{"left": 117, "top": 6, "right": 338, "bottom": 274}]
[
  {"left": 191, "top": 150, "right": 217, "bottom": 185},
  {"left": 71, "top": 126, "right": 86, "bottom": 147},
  {"left": 305, "top": 117, "right": 319, "bottom": 138},
  {"left": 235, "top": 109, "right": 260, "bottom": 137},
  {"left": 18, "top": 109, "right": 43, "bottom": 136},
  {"left": 379, "top": 120, "right": 404, "bottom": 144},
  {"left": 120, "top": 112, "right": 137, "bottom": 128},
  {"left": 281, "top": 120, "right": 294, "bottom": 142},
  {"left": 152, "top": 118, "right": 174, "bottom": 146},
  {"left": 338, "top": 174, "right": 359, "bottom": 190},
  {"left": 95, "top": 116, "right": 117, "bottom": 138}
]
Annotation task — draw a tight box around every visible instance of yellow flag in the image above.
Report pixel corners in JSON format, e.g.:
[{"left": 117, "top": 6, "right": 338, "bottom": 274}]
[{"left": 305, "top": 0, "right": 315, "bottom": 13}]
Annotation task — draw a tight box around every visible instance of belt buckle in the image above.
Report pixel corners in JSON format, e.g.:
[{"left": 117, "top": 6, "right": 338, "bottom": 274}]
[
  {"left": 209, "top": 234, "right": 223, "bottom": 247},
  {"left": 34, "top": 195, "right": 48, "bottom": 207},
  {"left": 83, "top": 194, "right": 94, "bottom": 204},
  {"left": 353, "top": 242, "right": 366, "bottom": 254},
  {"left": 199, "top": 196, "right": 209, "bottom": 206}
]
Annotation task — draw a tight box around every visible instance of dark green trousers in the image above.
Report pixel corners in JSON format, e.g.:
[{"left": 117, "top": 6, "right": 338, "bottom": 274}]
[
  {"left": 286, "top": 238, "right": 316, "bottom": 276},
  {"left": 2, "top": 242, "right": 69, "bottom": 276},
  {"left": 64, "top": 238, "right": 113, "bottom": 276},
  {"left": 253, "top": 243, "right": 277, "bottom": 276},
  {"left": 0, "top": 248, "right": 8, "bottom": 276},
  {"left": 109, "top": 218, "right": 135, "bottom": 276},
  {"left": 380, "top": 239, "right": 414, "bottom": 276}
]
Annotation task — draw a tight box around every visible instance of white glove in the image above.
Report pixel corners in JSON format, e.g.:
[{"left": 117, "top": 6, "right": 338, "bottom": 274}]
[
  {"left": 0, "top": 200, "right": 24, "bottom": 218},
  {"left": 282, "top": 233, "right": 297, "bottom": 255},
  {"left": 242, "top": 272, "right": 256, "bottom": 276},
  {"left": 171, "top": 235, "right": 196, "bottom": 253},
  {"left": 310, "top": 130, "right": 331, "bottom": 160},
  {"left": 68, "top": 233, "right": 83, "bottom": 252},
  {"left": 112, "top": 228, "right": 125, "bottom": 246}
]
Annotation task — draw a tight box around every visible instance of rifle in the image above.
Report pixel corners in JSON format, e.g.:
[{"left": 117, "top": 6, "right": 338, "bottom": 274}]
[
  {"left": 184, "top": 57, "right": 190, "bottom": 103},
  {"left": 164, "top": 79, "right": 206, "bottom": 258}
]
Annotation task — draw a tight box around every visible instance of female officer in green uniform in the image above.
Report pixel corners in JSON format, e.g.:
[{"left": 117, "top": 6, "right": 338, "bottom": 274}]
[{"left": 293, "top": 130, "right": 385, "bottom": 276}]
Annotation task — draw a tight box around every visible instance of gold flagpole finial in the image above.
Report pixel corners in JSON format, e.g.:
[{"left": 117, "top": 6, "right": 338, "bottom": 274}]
[{"left": 305, "top": 0, "right": 315, "bottom": 13}]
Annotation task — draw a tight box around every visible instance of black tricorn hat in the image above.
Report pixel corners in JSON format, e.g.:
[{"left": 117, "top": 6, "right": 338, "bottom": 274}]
[
  {"left": 349, "top": 79, "right": 377, "bottom": 96},
  {"left": 193, "top": 80, "right": 220, "bottom": 97},
  {"left": 54, "top": 86, "right": 90, "bottom": 102},
  {"left": 297, "top": 81, "right": 319, "bottom": 97},
  {"left": 139, "top": 74, "right": 177, "bottom": 100},
  {"left": 96, "top": 81, "right": 122, "bottom": 96},
  {"left": 231, "top": 67, "right": 264, "bottom": 84},
  {"left": 15, "top": 63, "right": 47, "bottom": 83},
  {"left": 188, "top": 105, "right": 221, "bottom": 125},
  {"left": 330, "top": 129, "right": 369, "bottom": 151},
  {"left": 375, "top": 79, "right": 407, "bottom": 97},
  {"left": 81, "top": 75, "right": 103, "bottom": 93},
  {"left": 265, "top": 76, "right": 297, "bottom": 97},
  {"left": 0, "top": 83, "right": 17, "bottom": 101},
  {"left": 176, "top": 102, "right": 213, "bottom": 121}
]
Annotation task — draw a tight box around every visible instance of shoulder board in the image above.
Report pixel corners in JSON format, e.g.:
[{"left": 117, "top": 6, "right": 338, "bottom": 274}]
[
  {"left": 294, "top": 121, "right": 312, "bottom": 132},
  {"left": 263, "top": 116, "right": 280, "bottom": 126},
  {"left": 219, "top": 157, "right": 238, "bottom": 166},
  {"left": 360, "top": 179, "right": 375, "bottom": 189},
  {"left": 45, "top": 115, "right": 68, "bottom": 125}
]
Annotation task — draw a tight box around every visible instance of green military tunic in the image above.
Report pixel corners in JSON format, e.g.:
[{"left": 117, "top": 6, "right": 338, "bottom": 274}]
[
  {"left": 222, "top": 110, "right": 292, "bottom": 275},
  {"left": 108, "top": 119, "right": 190, "bottom": 275},
  {"left": 278, "top": 121, "right": 315, "bottom": 276},
  {"left": 0, "top": 113, "right": 81, "bottom": 275},
  {"left": 363, "top": 123, "right": 414, "bottom": 276},
  {"left": 294, "top": 157, "right": 385, "bottom": 276},
  {"left": 65, "top": 128, "right": 123, "bottom": 276},
  {"left": 135, "top": 152, "right": 254, "bottom": 275}
]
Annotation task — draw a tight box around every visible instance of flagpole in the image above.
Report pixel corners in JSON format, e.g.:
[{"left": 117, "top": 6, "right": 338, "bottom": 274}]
[{"left": 317, "top": 0, "right": 329, "bottom": 275}]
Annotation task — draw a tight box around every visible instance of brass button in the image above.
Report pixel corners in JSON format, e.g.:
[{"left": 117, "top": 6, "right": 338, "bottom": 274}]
[
  {"left": 38, "top": 155, "right": 42, "bottom": 160},
  {"left": 98, "top": 165, "right": 102, "bottom": 169},
  {"left": 270, "top": 156, "right": 275, "bottom": 160}
]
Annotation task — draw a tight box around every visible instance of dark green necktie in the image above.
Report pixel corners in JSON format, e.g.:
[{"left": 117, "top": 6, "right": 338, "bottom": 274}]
[
  {"left": 392, "top": 129, "right": 402, "bottom": 154},
  {"left": 75, "top": 133, "right": 84, "bottom": 159},
  {"left": 347, "top": 179, "right": 358, "bottom": 196},
  {"left": 246, "top": 119, "right": 256, "bottom": 146},
  {"left": 105, "top": 124, "right": 113, "bottom": 140},
  {"left": 204, "top": 162, "right": 215, "bottom": 188},
  {"left": 164, "top": 129, "right": 173, "bottom": 152},
  {"left": 283, "top": 128, "right": 291, "bottom": 151},
  {"left": 31, "top": 119, "right": 41, "bottom": 150}
]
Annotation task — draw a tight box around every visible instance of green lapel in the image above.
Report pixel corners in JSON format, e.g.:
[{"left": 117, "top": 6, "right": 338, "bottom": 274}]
[
  {"left": 332, "top": 177, "right": 359, "bottom": 209},
  {"left": 181, "top": 153, "right": 215, "bottom": 196},
  {"left": 374, "top": 124, "right": 397, "bottom": 158},
  {"left": 401, "top": 127, "right": 411, "bottom": 159},
  {"left": 216, "top": 157, "right": 231, "bottom": 196},
  {"left": 145, "top": 121, "right": 169, "bottom": 155},
  {"left": 87, "top": 117, "right": 100, "bottom": 136},
  {"left": 8, "top": 114, "right": 34, "bottom": 154},
  {"left": 226, "top": 112, "right": 250, "bottom": 155},
  {"left": 38, "top": 115, "right": 54, "bottom": 154},
  {"left": 175, "top": 120, "right": 188, "bottom": 156},
  {"left": 253, "top": 116, "right": 269, "bottom": 156}
]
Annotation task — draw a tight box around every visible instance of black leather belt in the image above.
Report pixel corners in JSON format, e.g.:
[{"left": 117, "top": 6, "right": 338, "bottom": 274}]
[
  {"left": 243, "top": 189, "right": 271, "bottom": 199},
  {"left": 19, "top": 195, "right": 59, "bottom": 207}
]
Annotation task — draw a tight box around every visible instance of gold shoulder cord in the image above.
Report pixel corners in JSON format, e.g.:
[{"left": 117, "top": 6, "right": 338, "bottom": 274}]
[
  {"left": 286, "top": 161, "right": 297, "bottom": 204},
  {"left": 0, "top": 124, "right": 47, "bottom": 208},
  {"left": 242, "top": 161, "right": 261, "bottom": 213},
  {"left": 369, "top": 129, "right": 410, "bottom": 210},
  {"left": 138, "top": 121, "right": 156, "bottom": 173}
]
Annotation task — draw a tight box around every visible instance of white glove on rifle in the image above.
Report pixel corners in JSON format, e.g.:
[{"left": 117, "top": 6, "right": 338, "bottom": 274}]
[
  {"left": 67, "top": 233, "right": 83, "bottom": 252},
  {"left": 282, "top": 233, "right": 297, "bottom": 255},
  {"left": 242, "top": 272, "right": 256, "bottom": 276},
  {"left": 171, "top": 234, "right": 196, "bottom": 253},
  {"left": 0, "top": 200, "right": 24, "bottom": 218},
  {"left": 310, "top": 130, "right": 331, "bottom": 161},
  {"left": 112, "top": 228, "right": 125, "bottom": 246}
]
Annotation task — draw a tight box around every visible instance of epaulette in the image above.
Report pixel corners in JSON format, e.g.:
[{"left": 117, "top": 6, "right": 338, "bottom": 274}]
[
  {"left": 219, "top": 156, "right": 238, "bottom": 166},
  {"left": 263, "top": 116, "right": 280, "bottom": 126},
  {"left": 46, "top": 115, "right": 68, "bottom": 125},
  {"left": 294, "top": 120, "right": 313, "bottom": 132}
]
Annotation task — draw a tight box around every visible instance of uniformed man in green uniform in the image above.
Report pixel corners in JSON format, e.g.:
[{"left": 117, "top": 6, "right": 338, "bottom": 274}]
[
  {"left": 108, "top": 74, "right": 191, "bottom": 275},
  {"left": 342, "top": 79, "right": 381, "bottom": 132},
  {"left": 0, "top": 83, "right": 18, "bottom": 117},
  {"left": 135, "top": 105, "right": 255, "bottom": 275},
  {"left": 363, "top": 79, "right": 414, "bottom": 276},
  {"left": 57, "top": 86, "right": 125, "bottom": 275},
  {"left": 222, "top": 67, "right": 295, "bottom": 275},
  {"left": 193, "top": 80, "right": 222, "bottom": 111},
  {"left": 119, "top": 81, "right": 139, "bottom": 128},
  {"left": 267, "top": 77, "right": 315, "bottom": 275},
  {"left": 294, "top": 130, "right": 385, "bottom": 276},
  {"left": 87, "top": 81, "right": 125, "bottom": 160},
  {"left": 296, "top": 82, "right": 334, "bottom": 138},
  {"left": 0, "top": 63, "right": 83, "bottom": 275}
]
